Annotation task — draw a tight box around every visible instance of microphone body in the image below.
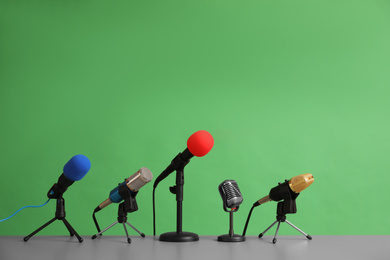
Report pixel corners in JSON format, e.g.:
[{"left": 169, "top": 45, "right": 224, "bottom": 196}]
[
  {"left": 153, "top": 148, "right": 193, "bottom": 188},
  {"left": 96, "top": 167, "right": 153, "bottom": 211},
  {"left": 48, "top": 154, "right": 91, "bottom": 199},
  {"left": 218, "top": 180, "right": 243, "bottom": 212},
  {"left": 253, "top": 173, "right": 314, "bottom": 207}
]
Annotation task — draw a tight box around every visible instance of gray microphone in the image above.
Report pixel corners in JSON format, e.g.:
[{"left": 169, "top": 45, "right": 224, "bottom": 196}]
[
  {"left": 217, "top": 180, "right": 245, "bottom": 242},
  {"left": 218, "top": 180, "right": 243, "bottom": 212}
]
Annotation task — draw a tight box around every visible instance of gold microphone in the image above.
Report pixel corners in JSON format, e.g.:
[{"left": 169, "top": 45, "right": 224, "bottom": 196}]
[
  {"left": 255, "top": 173, "right": 314, "bottom": 207},
  {"left": 242, "top": 173, "right": 314, "bottom": 237}
]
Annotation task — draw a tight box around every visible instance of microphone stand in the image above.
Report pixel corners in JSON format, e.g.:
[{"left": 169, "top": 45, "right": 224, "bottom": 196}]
[
  {"left": 159, "top": 154, "right": 199, "bottom": 242},
  {"left": 258, "top": 180, "right": 312, "bottom": 244},
  {"left": 91, "top": 185, "right": 145, "bottom": 244},
  {"left": 218, "top": 209, "right": 245, "bottom": 242},
  {"left": 24, "top": 195, "right": 83, "bottom": 243}
]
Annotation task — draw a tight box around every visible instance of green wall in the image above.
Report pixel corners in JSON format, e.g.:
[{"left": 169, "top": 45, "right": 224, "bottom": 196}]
[{"left": 1, "top": 0, "right": 389, "bottom": 236}]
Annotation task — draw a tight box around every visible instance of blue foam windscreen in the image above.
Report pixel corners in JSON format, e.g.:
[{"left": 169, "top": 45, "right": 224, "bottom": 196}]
[{"left": 63, "top": 154, "right": 91, "bottom": 181}]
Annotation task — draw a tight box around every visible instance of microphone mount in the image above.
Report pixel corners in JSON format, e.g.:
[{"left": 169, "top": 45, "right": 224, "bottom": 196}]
[{"left": 47, "top": 174, "right": 75, "bottom": 199}]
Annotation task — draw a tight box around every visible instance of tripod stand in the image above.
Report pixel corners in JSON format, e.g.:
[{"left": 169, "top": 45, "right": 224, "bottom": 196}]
[
  {"left": 258, "top": 200, "right": 312, "bottom": 244},
  {"left": 24, "top": 198, "right": 83, "bottom": 243},
  {"left": 92, "top": 185, "right": 145, "bottom": 244}
]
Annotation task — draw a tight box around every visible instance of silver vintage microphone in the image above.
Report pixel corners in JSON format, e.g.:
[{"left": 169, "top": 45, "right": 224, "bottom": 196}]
[
  {"left": 218, "top": 180, "right": 243, "bottom": 211},
  {"left": 217, "top": 180, "right": 245, "bottom": 242}
]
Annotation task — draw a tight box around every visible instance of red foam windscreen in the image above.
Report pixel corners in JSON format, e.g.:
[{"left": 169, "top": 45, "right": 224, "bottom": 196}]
[{"left": 187, "top": 130, "right": 214, "bottom": 157}]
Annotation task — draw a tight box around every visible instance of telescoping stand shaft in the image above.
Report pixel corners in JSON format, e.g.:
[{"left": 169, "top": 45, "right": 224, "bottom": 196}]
[{"left": 159, "top": 168, "right": 199, "bottom": 242}]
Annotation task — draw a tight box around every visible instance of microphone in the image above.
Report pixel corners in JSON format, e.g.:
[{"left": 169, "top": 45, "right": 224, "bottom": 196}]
[
  {"left": 153, "top": 130, "right": 214, "bottom": 240},
  {"left": 253, "top": 173, "right": 314, "bottom": 207},
  {"left": 218, "top": 180, "right": 243, "bottom": 212},
  {"left": 48, "top": 154, "right": 91, "bottom": 199},
  {"left": 92, "top": 167, "right": 153, "bottom": 234},
  {"left": 95, "top": 167, "right": 153, "bottom": 212},
  {"left": 242, "top": 173, "right": 314, "bottom": 236},
  {"left": 218, "top": 180, "right": 245, "bottom": 242},
  {"left": 153, "top": 130, "right": 214, "bottom": 189},
  {"left": 24, "top": 154, "right": 91, "bottom": 243}
]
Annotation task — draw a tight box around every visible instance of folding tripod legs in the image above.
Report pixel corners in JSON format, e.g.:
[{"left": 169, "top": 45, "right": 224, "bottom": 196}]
[
  {"left": 92, "top": 220, "right": 145, "bottom": 244},
  {"left": 24, "top": 198, "right": 83, "bottom": 243},
  {"left": 259, "top": 219, "right": 312, "bottom": 244}
]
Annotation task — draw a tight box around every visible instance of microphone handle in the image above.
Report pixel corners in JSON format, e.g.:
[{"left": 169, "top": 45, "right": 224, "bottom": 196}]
[
  {"left": 98, "top": 198, "right": 112, "bottom": 210},
  {"left": 180, "top": 148, "right": 193, "bottom": 161},
  {"left": 254, "top": 195, "right": 272, "bottom": 207},
  {"left": 153, "top": 163, "right": 176, "bottom": 188},
  {"left": 153, "top": 148, "right": 194, "bottom": 188}
]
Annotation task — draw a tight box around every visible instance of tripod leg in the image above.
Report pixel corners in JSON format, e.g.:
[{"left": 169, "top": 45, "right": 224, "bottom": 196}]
[
  {"left": 92, "top": 221, "right": 118, "bottom": 239},
  {"left": 272, "top": 221, "right": 281, "bottom": 244},
  {"left": 24, "top": 218, "right": 56, "bottom": 242},
  {"left": 123, "top": 222, "right": 131, "bottom": 244},
  {"left": 126, "top": 222, "right": 145, "bottom": 237},
  {"left": 285, "top": 220, "right": 312, "bottom": 240},
  {"left": 62, "top": 218, "right": 83, "bottom": 243},
  {"left": 62, "top": 219, "right": 75, "bottom": 237},
  {"left": 259, "top": 220, "right": 278, "bottom": 238}
]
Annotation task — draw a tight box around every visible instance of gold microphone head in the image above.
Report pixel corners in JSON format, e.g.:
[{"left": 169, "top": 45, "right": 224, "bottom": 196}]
[{"left": 289, "top": 173, "right": 314, "bottom": 193}]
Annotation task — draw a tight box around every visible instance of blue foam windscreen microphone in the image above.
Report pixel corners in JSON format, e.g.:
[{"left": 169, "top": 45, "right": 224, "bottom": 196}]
[
  {"left": 63, "top": 154, "right": 91, "bottom": 181},
  {"left": 48, "top": 154, "right": 91, "bottom": 199}
]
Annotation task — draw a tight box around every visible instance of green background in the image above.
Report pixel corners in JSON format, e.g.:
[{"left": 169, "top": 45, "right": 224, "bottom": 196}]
[{"left": 1, "top": 0, "right": 389, "bottom": 236}]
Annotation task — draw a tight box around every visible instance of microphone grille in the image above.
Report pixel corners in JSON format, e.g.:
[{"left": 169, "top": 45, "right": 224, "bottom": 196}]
[
  {"left": 223, "top": 181, "right": 242, "bottom": 200},
  {"left": 219, "top": 180, "right": 243, "bottom": 209},
  {"left": 126, "top": 167, "right": 153, "bottom": 192}
]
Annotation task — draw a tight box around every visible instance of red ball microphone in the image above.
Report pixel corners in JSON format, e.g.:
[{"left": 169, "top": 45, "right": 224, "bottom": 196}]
[
  {"left": 152, "top": 130, "right": 214, "bottom": 240},
  {"left": 187, "top": 130, "right": 214, "bottom": 157},
  {"left": 153, "top": 130, "right": 214, "bottom": 188}
]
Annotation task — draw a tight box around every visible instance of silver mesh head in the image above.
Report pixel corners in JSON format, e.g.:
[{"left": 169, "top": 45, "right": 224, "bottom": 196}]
[
  {"left": 126, "top": 167, "right": 153, "bottom": 192},
  {"left": 218, "top": 180, "right": 243, "bottom": 210}
]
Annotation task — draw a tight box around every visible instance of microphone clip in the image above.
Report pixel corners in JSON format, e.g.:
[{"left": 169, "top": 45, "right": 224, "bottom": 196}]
[
  {"left": 118, "top": 185, "right": 138, "bottom": 213},
  {"left": 171, "top": 153, "right": 190, "bottom": 172},
  {"left": 47, "top": 183, "right": 68, "bottom": 199},
  {"left": 270, "top": 180, "right": 299, "bottom": 215},
  {"left": 47, "top": 174, "right": 75, "bottom": 199}
]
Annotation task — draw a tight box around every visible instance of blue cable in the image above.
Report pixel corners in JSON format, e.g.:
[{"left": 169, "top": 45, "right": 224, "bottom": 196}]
[{"left": 0, "top": 199, "right": 51, "bottom": 222}]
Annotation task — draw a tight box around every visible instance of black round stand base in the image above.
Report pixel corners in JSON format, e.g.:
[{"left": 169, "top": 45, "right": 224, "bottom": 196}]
[
  {"left": 159, "top": 232, "right": 199, "bottom": 242},
  {"left": 218, "top": 234, "right": 246, "bottom": 242}
]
